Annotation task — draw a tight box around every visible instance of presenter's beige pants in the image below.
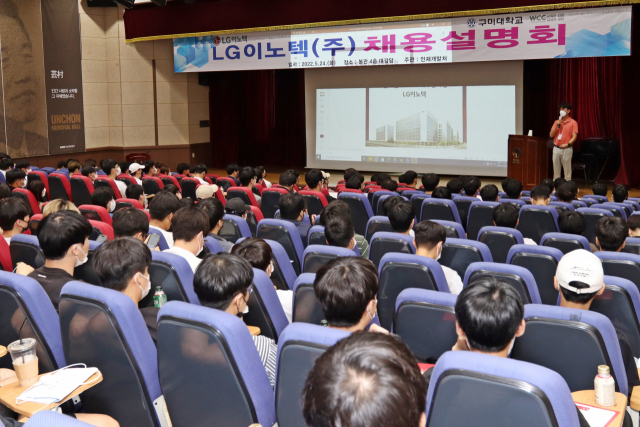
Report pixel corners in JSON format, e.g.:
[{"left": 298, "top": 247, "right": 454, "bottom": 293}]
[{"left": 552, "top": 146, "right": 573, "bottom": 181}]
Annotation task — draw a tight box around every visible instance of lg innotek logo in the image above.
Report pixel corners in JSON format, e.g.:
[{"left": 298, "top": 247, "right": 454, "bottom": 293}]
[{"left": 213, "top": 36, "right": 221, "bottom": 46}]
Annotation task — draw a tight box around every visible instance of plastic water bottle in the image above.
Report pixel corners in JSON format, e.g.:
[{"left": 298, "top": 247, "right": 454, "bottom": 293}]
[
  {"left": 594, "top": 365, "right": 615, "bottom": 407},
  {"left": 153, "top": 287, "right": 167, "bottom": 308}
]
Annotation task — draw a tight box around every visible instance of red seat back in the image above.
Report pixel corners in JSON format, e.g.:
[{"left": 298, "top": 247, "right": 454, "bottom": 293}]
[
  {"left": 70, "top": 175, "right": 95, "bottom": 207},
  {"left": 116, "top": 198, "right": 144, "bottom": 210},
  {"left": 79, "top": 204, "right": 112, "bottom": 226},
  {"left": 0, "top": 236, "right": 12, "bottom": 271},
  {"left": 48, "top": 173, "right": 72, "bottom": 201},
  {"left": 180, "top": 177, "right": 200, "bottom": 199},
  {"left": 117, "top": 174, "right": 138, "bottom": 186},
  {"left": 299, "top": 190, "right": 329, "bottom": 207},
  {"left": 249, "top": 206, "right": 264, "bottom": 222},
  {"left": 158, "top": 174, "right": 181, "bottom": 190},
  {"left": 142, "top": 176, "right": 165, "bottom": 195},
  {"left": 254, "top": 183, "right": 264, "bottom": 196},
  {"left": 227, "top": 187, "right": 260, "bottom": 208},
  {"left": 12, "top": 189, "right": 41, "bottom": 215},
  {"left": 89, "top": 220, "right": 114, "bottom": 240},
  {"left": 28, "top": 171, "right": 50, "bottom": 195},
  {"left": 340, "top": 188, "right": 364, "bottom": 194},
  {"left": 28, "top": 214, "right": 43, "bottom": 237},
  {"left": 216, "top": 177, "right": 236, "bottom": 192},
  {"left": 94, "top": 176, "right": 123, "bottom": 199}
]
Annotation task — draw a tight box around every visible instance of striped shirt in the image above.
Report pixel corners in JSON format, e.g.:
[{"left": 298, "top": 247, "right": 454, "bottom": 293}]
[{"left": 252, "top": 335, "right": 278, "bottom": 388}]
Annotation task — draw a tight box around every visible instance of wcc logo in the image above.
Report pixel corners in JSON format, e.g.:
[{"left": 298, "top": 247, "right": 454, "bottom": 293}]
[
  {"left": 530, "top": 15, "right": 548, "bottom": 21},
  {"left": 467, "top": 18, "right": 476, "bottom": 28},
  {"left": 213, "top": 36, "right": 221, "bottom": 46}
]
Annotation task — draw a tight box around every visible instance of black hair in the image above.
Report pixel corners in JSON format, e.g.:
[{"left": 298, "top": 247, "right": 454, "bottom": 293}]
[
  {"left": 558, "top": 211, "right": 587, "bottom": 235},
  {"left": 56, "top": 160, "right": 67, "bottom": 169},
  {"left": 492, "top": 203, "right": 519, "bottom": 228},
  {"left": 90, "top": 187, "right": 115, "bottom": 210},
  {"left": 446, "top": 178, "right": 463, "bottom": 195},
  {"left": 0, "top": 197, "right": 29, "bottom": 231},
  {"left": 455, "top": 276, "right": 524, "bottom": 353},
  {"left": 627, "top": 215, "right": 640, "bottom": 232},
  {"left": 380, "top": 180, "right": 398, "bottom": 192},
  {"left": 279, "top": 192, "right": 306, "bottom": 220},
  {"left": 324, "top": 218, "right": 355, "bottom": 248},
  {"left": 27, "top": 181, "right": 46, "bottom": 204},
  {"left": 404, "top": 170, "right": 417, "bottom": 185},
  {"left": 414, "top": 220, "right": 446, "bottom": 250},
  {"left": 302, "top": 332, "right": 427, "bottom": 427},
  {"left": 162, "top": 184, "right": 181, "bottom": 197},
  {"left": 102, "top": 159, "right": 118, "bottom": 176},
  {"left": 556, "top": 182, "right": 576, "bottom": 203},
  {"left": 504, "top": 179, "right": 523, "bottom": 199},
  {"left": 540, "top": 178, "right": 554, "bottom": 193},
  {"left": 37, "top": 211, "right": 92, "bottom": 260},
  {"left": 149, "top": 191, "right": 182, "bottom": 221},
  {"left": 176, "top": 163, "right": 191, "bottom": 175},
  {"left": 501, "top": 177, "right": 513, "bottom": 192},
  {"left": 0, "top": 183, "right": 12, "bottom": 200},
  {"left": 480, "top": 184, "right": 499, "bottom": 202},
  {"left": 226, "top": 164, "right": 240, "bottom": 175},
  {"left": 0, "top": 159, "right": 13, "bottom": 171},
  {"left": 15, "top": 161, "right": 30, "bottom": 170},
  {"left": 432, "top": 186, "right": 452, "bottom": 200},
  {"left": 381, "top": 196, "right": 404, "bottom": 216},
  {"left": 305, "top": 169, "right": 323, "bottom": 189},
  {"left": 6, "top": 169, "right": 25, "bottom": 186},
  {"left": 463, "top": 177, "right": 481, "bottom": 197},
  {"left": 344, "top": 168, "right": 358, "bottom": 181},
  {"left": 314, "top": 257, "right": 379, "bottom": 327},
  {"left": 317, "top": 200, "right": 351, "bottom": 226},
  {"left": 530, "top": 185, "right": 551, "bottom": 201},
  {"left": 113, "top": 208, "right": 149, "bottom": 238},
  {"left": 279, "top": 172, "right": 297, "bottom": 188},
  {"left": 230, "top": 237, "right": 272, "bottom": 271},
  {"left": 553, "top": 178, "right": 566, "bottom": 191},
  {"left": 93, "top": 238, "right": 151, "bottom": 291},
  {"left": 560, "top": 102, "right": 573, "bottom": 111},
  {"left": 596, "top": 216, "right": 628, "bottom": 251},
  {"left": 254, "top": 166, "right": 265, "bottom": 178},
  {"left": 125, "top": 184, "right": 145, "bottom": 202},
  {"left": 398, "top": 173, "right": 406, "bottom": 184},
  {"left": 196, "top": 198, "right": 225, "bottom": 232},
  {"left": 193, "top": 164, "right": 208, "bottom": 175},
  {"left": 612, "top": 184, "right": 628, "bottom": 203},
  {"left": 387, "top": 200, "right": 415, "bottom": 232},
  {"left": 345, "top": 175, "right": 363, "bottom": 190},
  {"left": 239, "top": 167, "right": 255, "bottom": 187},
  {"left": 194, "top": 253, "right": 254, "bottom": 310},
  {"left": 171, "top": 206, "right": 210, "bottom": 242},
  {"left": 592, "top": 183, "right": 608, "bottom": 197},
  {"left": 83, "top": 159, "right": 97, "bottom": 168},
  {"left": 559, "top": 280, "right": 598, "bottom": 305}
]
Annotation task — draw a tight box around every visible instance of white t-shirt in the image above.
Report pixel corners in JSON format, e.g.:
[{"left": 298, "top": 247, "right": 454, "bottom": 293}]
[
  {"left": 115, "top": 180, "right": 128, "bottom": 199},
  {"left": 149, "top": 225, "right": 174, "bottom": 247},
  {"left": 4, "top": 237, "right": 10, "bottom": 246},
  {"left": 276, "top": 290, "right": 293, "bottom": 323},
  {"left": 442, "top": 265, "right": 463, "bottom": 295},
  {"left": 195, "top": 177, "right": 207, "bottom": 185},
  {"left": 263, "top": 179, "right": 272, "bottom": 188},
  {"left": 524, "top": 238, "right": 538, "bottom": 246},
  {"left": 134, "top": 177, "right": 143, "bottom": 185},
  {"left": 163, "top": 246, "right": 202, "bottom": 273}
]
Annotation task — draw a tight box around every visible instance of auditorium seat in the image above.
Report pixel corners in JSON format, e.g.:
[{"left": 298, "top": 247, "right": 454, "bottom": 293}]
[
  {"left": 203, "top": 236, "right": 223, "bottom": 254},
  {"left": 9, "top": 234, "right": 45, "bottom": 270},
  {"left": 430, "top": 219, "right": 466, "bottom": 239},
  {"left": 243, "top": 268, "right": 289, "bottom": 342},
  {"left": 89, "top": 220, "right": 114, "bottom": 240},
  {"left": 477, "top": 226, "right": 524, "bottom": 263},
  {"left": 466, "top": 201, "right": 499, "bottom": 240},
  {"left": 292, "top": 273, "right": 323, "bottom": 325},
  {"left": 180, "top": 177, "right": 200, "bottom": 199},
  {"left": 368, "top": 232, "right": 415, "bottom": 269},
  {"left": 540, "top": 232, "right": 591, "bottom": 254},
  {"left": 337, "top": 192, "right": 373, "bottom": 235},
  {"left": 227, "top": 186, "right": 260, "bottom": 208},
  {"left": 79, "top": 204, "right": 112, "bottom": 226},
  {"left": 306, "top": 225, "right": 326, "bottom": 246},
  {"left": 262, "top": 187, "right": 289, "bottom": 219},
  {"left": 147, "top": 228, "right": 170, "bottom": 251},
  {"left": 364, "top": 216, "right": 393, "bottom": 243},
  {"left": 597, "top": 202, "right": 627, "bottom": 219},
  {"left": 59, "top": 282, "right": 167, "bottom": 427},
  {"left": 453, "top": 196, "right": 479, "bottom": 219},
  {"left": 517, "top": 205, "right": 559, "bottom": 244},
  {"left": 577, "top": 207, "right": 613, "bottom": 244},
  {"left": 589, "top": 275, "right": 640, "bottom": 358},
  {"left": 439, "top": 238, "right": 492, "bottom": 280},
  {"left": 0, "top": 271, "right": 66, "bottom": 374},
  {"left": 549, "top": 201, "right": 575, "bottom": 213},
  {"left": 299, "top": 190, "right": 329, "bottom": 216},
  {"left": 274, "top": 323, "right": 350, "bottom": 427},
  {"left": 622, "top": 237, "right": 640, "bottom": 255},
  {"left": 0, "top": 237, "right": 12, "bottom": 271},
  {"left": 420, "top": 198, "right": 461, "bottom": 225},
  {"left": 116, "top": 173, "right": 137, "bottom": 187},
  {"left": 94, "top": 176, "right": 123, "bottom": 199},
  {"left": 378, "top": 253, "right": 449, "bottom": 331},
  {"left": 70, "top": 175, "right": 95, "bottom": 207},
  {"left": 257, "top": 219, "right": 305, "bottom": 276},
  {"left": 394, "top": 288, "right": 457, "bottom": 362},
  {"left": 40, "top": 167, "right": 56, "bottom": 175},
  {"left": 27, "top": 170, "right": 49, "bottom": 195},
  {"left": 463, "top": 262, "right": 541, "bottom": 304},
  {"left": 72, "top": 240, "right": 103, "bottom": 287},
  {"left": 302, "top": 245, "right": 356, "bottom": 274},
  {"left": 511, "top": 304, "right": 628, "bottom": 396},
  {"left": 219, "top": 214, "right": 252, "bottom": 243},
  {"left": 426, "top": 351, "right": 581, "bottom": 427},
  {"left": 115, "top": 197, "right": 145, "bottom": 211},
  {"left": 376, "top": 195, "right": 408, "bottom": 217},
  {"left": 12, "top": 188, "right": 41, "bottom": 215},
  {"left": 142, "top": 176, "right": 164, "bottom": 195},
  {"left": 265, "top": 239, "right": 298, "bottom": 291},
  {"left": 507, "top": 244, "right": 563, "bottom": 306},
  {"left": 158, "top": 174, "right": 181, "bottom": 190},
  {"left": 216, "top": 177, "right": 236, "bottom": 192},
  {"left": 571, "top": 200, "right": 588, "bottom": 209},
  {"left": 595, "top": 251, "right": 640, "bottom": 293},
  {"left": 148, "top": 251, "right": 199, "bottom": 304},
  {"left": 371, "top": 190, "right": 398, "bottom": 214},
  {"left": 48, "top": 173, "right": 72, "bottom": 201},
  {"left": 499, "top": 198, "right": 526, "bottom": 209},
  {"left": 582, "top": 195, "right": 608, "bottom": 203}
]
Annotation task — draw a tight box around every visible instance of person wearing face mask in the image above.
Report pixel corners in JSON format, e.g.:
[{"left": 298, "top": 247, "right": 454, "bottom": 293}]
[
  {"left": 231, "top": 237, "right": 293, "bottom": 323},
  {"left": 550, "top": 102, "right": 579, "bottom": 180},
  {"left": 103, "top": 159, "right": 128, "bottom": 198},
  {"left": 125, "top": 184, "right": 148, "bottom": 210},
  {"left": 0, "top": 197, "right": 30, "bottom": 245},
  {"left": 279, "top": 193, "right": 315, "bottom": 247},
  {"left": 193, "top": 253, "right": 278, "bottom": 387},
  {"left": 314, "top": 257, "right": 388, "bottom": 334},
  {"left": 197, "top": 198, "right": 234, "bottom": 252},
  {"left": 90, "top": 187, "right": 116, "bottom": 216},
  {"left": 413, "top": 221, "right": 463, "bottom": 294},
  {"left": 27, "top": 211, "right": 92, "bottom": 309},
  {"left": 5, "top": 169, "right": 26, "bottom": 190},
  {"left": 128, "top": 163, "right": 145, "bottom": 185},
  {"left": 92, "top": 238, "right": 159, "bottom": 345},
  {"left": 27, "top": 180, "right": 47, "bottom": 210},
  {"left": 163, "top": 205, "right": 209, "bottom": 272}
]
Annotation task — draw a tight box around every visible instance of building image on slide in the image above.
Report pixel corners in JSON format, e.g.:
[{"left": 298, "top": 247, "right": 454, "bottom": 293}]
[
  {"left": 376, "top": 125, "right": 395, "bottom": 142},
  {"left": 374, "top": 111, "right": 464, "bottom": 148}
]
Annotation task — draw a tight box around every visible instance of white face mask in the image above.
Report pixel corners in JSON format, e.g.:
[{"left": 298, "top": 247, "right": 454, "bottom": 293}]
[
  {"left": 267, "top": 261, "right": 274, "bottom": 277},
  {"left": 436, "top": 243, "right": 442, "bottom": 261},
  {"left": 115, "top": 167, "right": 121, "bottom": 175},
  {"left": 22, "top": 179, "right": 27, "bottom": 188},
  {"left": 74, "top": 244, "right": 88, "bottom": 268},
  {"left": 26, "top": 169, "right": 32, "bottom": 174},
  {"left": 41, "top": 189, "right": 46, "bottom": 198},
  {"left": 367, "top": 299, "right": 378, "bottom": 320},
  {"left": 196, "top": 233, "right": 204, "bottom": 256},
  {"left": 559, "top": 110, "right": 567, "bottom": 117},
  {"left": 143, "top": 197, "right": 148, "bottom": 209},
  {"left": 108, "top": 199, "right": 116, "bottom": 212},
  {"left": 135, "top": 272, "right": 151, "bottom": 299}
]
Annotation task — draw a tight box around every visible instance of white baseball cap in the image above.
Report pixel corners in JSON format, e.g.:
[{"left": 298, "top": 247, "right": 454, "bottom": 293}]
[
  {"left": 556, "top": 249, "right": 604, "bottom": 294},
  {"left": 129, "top": 163, "right": 144, "bottom": 173}
]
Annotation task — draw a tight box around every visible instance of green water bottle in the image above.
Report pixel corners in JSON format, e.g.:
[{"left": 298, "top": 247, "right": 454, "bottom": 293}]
[{"left": 153, "top": 287, "right": 167, "bottom": 308}]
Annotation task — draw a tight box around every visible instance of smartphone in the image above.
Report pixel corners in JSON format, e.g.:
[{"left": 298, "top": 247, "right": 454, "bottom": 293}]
[
  {"left": 96, "top": 234, "right": 108, "bottom": 243},
  {"left": 147, "top": 233, "right": 161, "bottom": 249}
]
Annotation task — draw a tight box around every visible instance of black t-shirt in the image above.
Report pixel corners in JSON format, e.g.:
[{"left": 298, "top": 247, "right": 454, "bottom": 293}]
[
  {"left": 140, "top": 307, "right": 159, "bottom": 346},
  {"left": 27, "top": 267, "right": 76, "bottom": 310}
]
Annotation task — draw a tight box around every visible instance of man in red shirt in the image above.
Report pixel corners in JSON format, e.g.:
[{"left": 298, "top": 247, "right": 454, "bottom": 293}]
[{"left": 549, "top": 103, "right": 579, "bottom": 180}]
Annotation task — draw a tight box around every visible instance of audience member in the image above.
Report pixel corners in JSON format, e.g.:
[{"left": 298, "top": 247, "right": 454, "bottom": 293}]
[
  {"left": 81, "top": 165, "right": 97, "bottom": 183},
  {"left": 27, "top": 180, "right": 46, "bottom": 210},
  {"left": 463, "top": 176, "right": 482, "bottom": 199},
  {"left": 398, "top": 173, "right": 406, "bottom": 185},
  {"left": 91, "top": 187, "right": 116, "bottom": 214},
  {"left": 540, "top": 178, "right": 554, "bottom": 194},
  {"left": 126, "top": 184, "right": 147, "bottom": 209},
  {"left": 504, "top": 179, "right": 523, "bottom": 199},
  {"left": 163, "top": 205, "right": 209, "bottom": 272},
  {"left": 162, "top": 183, "right": 182, "bottom": 200},
  {"left": 279, "top": 171, "right": 297, "bottom": 192},
  {"left": 15, "top": 161, "right": 30, "bottom": 173},
  {"left": 501, "top": 177, "right": 512, "bottom": 193},
  {"left": 612, "top": 184, "right": 629, "bottom": 203},
  {"left": 344, "top": 168, "right": 358, "bottom": 183},
  {"left": 432, "top": 186, "right": 452, "bottom": 200},
  {"left": 113, "top": 207, "right": 149, "bottom": 241},
  {"left": 159, "top": 165, "right": 171, "bottom": 176},
  {"left": 627, "top": 214, "right": 640, "bottom": 237},
  {"left": 93, "top": 238, "right": 158, "bottom": 343},
  {"left": 191, "top": 164, "right": 208, "bottom": 184},
  {"left": 149, "top": 191, "right": 181, "bottom": 247},
  {"left": 279, "top": 192, "right": 313, "bottom": 247},
  {"left": 556, "top": 182, "right": 577, "bottom": 203},
  {"left": 197, "top": 198, "right": 234, "bottom": 252},
  {"left": 226, "top": 163, "right": 241, "bottom": 186},
  {"left": 239, "top": 166, "right": 261, "bottom": 205},
  {"left": 314, "top": 257, "right": 387, "bottom": 333},
  {"left": 404, "top": 170, "right": 418, "bottom": 188},
  {"left": 193, "top": 253, "right": 278, "bottom": 386},
  {"left": 68, "top": 160, "right": 81, "bottom": 175},
  {"left": 28, "top": 211, "right": 92, "bottom": 309},
  {"left": 302, "top": 332, "right": 426, "bottom": 427},
  {"left": 0, "top": 198, "right": 29, "bottom": 244},
  {"left": 380, "top": 179, "right": 398, "bottom": 192},
  {"left": 387, "top": 200, "right": 415, "bottom": 235},
  {"left": 318, "top": 201, "right": 369, "bottom": 258},
  {"left": 413, "top": 221, "right": 462, "bottom": 294},
  {"left": 6, "top": 169, "right": 25, "bottom": 189},
  {"left": 102, "top": 159, "right": 128, "bottom": 197},
  {"left": 0, "top": 183, "right": 12, "bottom": 201},
  {"left": 0, "top": 158, "right": 13, "bottom": 179},
  {"left": 255, "top": 166, "right": 271, "bottom": 187},
  {"left": 592, "top": 183, "right": 608, "bottom": 197},
  {"left": 224, "top": 197, "right": 249, "bottom": 220},
  {"left": 144, "top": 160, "right": 158, "bottom": 177},
  {"left": 305, "top": 169, "right": 335, "bottom": 202},
  {"left": 530, "top": 185, "right": 551, "bottom": 206},
  {"left": 231, "top": 237, "right": 293, "bottom": 322},
  {"left": 492, "top": 203, "right": 536, "bottom": 245},
  {"left": 324, "top": 218, "right": 356, "bottom": 251},
  {"left": 42, "top": 199, "right": 80, "bottom": 218},
  {"left": 479, "top": 184, "right": 499, "bottom": 202},
  {"left": 195, "top": 184, "right": 216, "bottom": 201},
  {"left": 595, "top": 217, "right": 627, "bottom": 252},
  {"left": 553, "top": 178, "right": 566, "bottom": 192},
  {"left": 446, "top": 178, "right": 463, "bottom": 195},
  {"left": 56, "top": 160, "right": 68, "bottom": 171},
  {"left": 558, "top": 211, "right": 597, "bottom": 251},
  {"left": 83, "top": 159, "right": 97, "bottom": 168},
  {"left": 554, "top": 250, "right": 640, "bottom": 394},
  {"left": 128, "top": 163, "right": 144, "bottom": 185},
  {"left": 176, "top": 163, "right": 191, "bottom": 177},
  {"left": 345, "top": 174, "right": 364, "bottom": 191}
]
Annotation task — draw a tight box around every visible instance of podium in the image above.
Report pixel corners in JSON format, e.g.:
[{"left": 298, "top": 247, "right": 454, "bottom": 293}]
[{"left": 508, "top": 135, "right": 550, "bottom": 190}]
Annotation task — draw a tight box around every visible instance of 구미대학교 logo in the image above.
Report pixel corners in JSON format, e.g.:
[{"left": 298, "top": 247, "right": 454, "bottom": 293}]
[{"left": 467, "top": 18, "right": 476, "bottom": 28}]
